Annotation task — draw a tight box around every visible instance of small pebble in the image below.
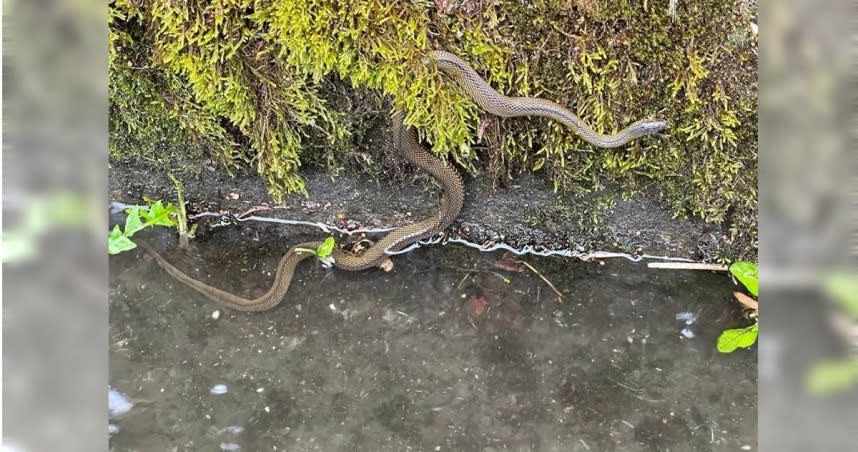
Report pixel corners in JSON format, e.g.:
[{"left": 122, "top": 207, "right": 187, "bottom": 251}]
[
  {"left": 680, "top": 327, "right": 695, "bottom": 339},
  {"left": 256, "top": 387, "right": 264, "bottom": 393},
  {"left": 210, "top": 384, "right": 229, "bottom": 395},
  {"left": 212, "top": 310, "right": 221, "bottom": 320},
  {"left": 264, "top": 406, "right": 270, "bottom": 413},
  {"left": 220, "top": 442, "right": 241, "bottom": 451}
]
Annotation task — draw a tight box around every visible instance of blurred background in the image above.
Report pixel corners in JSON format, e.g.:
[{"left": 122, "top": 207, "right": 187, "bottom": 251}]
[
  {"left": 2, "top": 0, "right": 856, "bottom": 450},
  {"left": 3, "top": 0, "right": 107, "bottom": 450},
  {"left": 758, "top": 0, "right": 858, "bottom": 449}
]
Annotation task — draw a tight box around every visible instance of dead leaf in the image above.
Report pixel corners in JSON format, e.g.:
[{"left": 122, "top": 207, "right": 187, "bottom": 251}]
[
  {"left": 733, "top": 291, "right": 758, "bottom": 310},
  {"left": 467, "top": 295, "right": 489, "bottom": 320},
  {"left": 493, "top": 260, "right": 524, "bottom": 273},
  {"left": 493, "top": 252, "right": 524, "bottom": 272}
]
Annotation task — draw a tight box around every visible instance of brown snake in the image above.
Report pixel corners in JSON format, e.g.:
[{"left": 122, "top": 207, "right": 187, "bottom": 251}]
[{"left": 143, "top": 50, "right": 666, "bottom": 311}]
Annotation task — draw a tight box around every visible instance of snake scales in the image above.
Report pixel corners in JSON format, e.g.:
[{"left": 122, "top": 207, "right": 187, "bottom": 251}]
[{"left": 143, "top": 50, "right": 666, "bottom": 311}]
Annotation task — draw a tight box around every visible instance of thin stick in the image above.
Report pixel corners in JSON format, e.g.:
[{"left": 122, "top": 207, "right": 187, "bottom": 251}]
[
  {"left": 647, "top": 262, "right": 728, "bottom": 271},
  {"left": 456, "top": 271, "right": 471, "bottom": 290},
  {"left": 516, "top": 260, "right": 564, "bottom": 300}
]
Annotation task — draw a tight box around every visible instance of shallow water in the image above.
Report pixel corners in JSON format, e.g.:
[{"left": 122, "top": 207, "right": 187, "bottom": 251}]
[{"left": 109, "top": 226, "right": 756, "bottom": 451}]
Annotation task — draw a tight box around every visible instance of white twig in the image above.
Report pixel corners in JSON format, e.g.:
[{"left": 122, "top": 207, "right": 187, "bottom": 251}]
[{"left": 647, "top": 262, "right": 729, "bottom": 271}]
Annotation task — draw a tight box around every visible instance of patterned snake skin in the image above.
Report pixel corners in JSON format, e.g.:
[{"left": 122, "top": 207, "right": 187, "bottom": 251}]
[{"left": 143, "top": 51, "right": 666, "bottom": 311}]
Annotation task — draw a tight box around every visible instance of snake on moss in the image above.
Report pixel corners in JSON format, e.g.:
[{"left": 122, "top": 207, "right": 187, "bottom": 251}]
[{"left": 143, "top": 50, "right": 666, "bottom": 311}]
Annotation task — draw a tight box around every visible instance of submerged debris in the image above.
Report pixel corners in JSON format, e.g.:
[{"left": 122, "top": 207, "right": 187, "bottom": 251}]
[
  {"left": 222, "top": 425, "right": 244, "bottom": 435},
  {"left": 676, "top": 312, "right": 698, "bottom": 339},
  {"left": 210, "top": 384, "right": 229, "bottom": 395},
  {"left": 675, "top": 312, "right": 698, "bottom": 325}
]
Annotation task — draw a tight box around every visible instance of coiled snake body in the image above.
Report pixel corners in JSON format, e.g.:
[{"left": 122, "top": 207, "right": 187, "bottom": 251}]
[{"left": 144, "top": 50, "right": 666, "bottom": 311}]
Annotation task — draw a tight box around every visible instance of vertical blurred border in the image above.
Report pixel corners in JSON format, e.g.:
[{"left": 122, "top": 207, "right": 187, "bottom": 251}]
[
  {"left": 760, "top": 0, "right": 858, "bottom": 450},
  {"left": 3, "top": 0, "right": 107, "bottom": 450}
]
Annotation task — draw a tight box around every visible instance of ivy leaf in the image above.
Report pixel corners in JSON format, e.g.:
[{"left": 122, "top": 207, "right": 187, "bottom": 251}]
[
  {"left": 717, "top": 324, "right": 758, "bottom": 353},
  {"left": 729, "top": 261, "right": 758, "bottom": 297},
  {"left": 123, "top": 206, "right": 146, "bottom": 236},
  {"left": 109, "top": 225, "right": 137, "bottom": 255},
  {"left": 145, "top": 201, "right": 178, "bottom": 227},
  {"left": 316, "top": 237, "right": 335, "bottom": 257}
]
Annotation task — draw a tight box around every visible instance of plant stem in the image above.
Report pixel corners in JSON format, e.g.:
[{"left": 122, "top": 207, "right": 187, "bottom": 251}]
[{"left": 168, "top": 173, "right": 189, "bottom": 248}]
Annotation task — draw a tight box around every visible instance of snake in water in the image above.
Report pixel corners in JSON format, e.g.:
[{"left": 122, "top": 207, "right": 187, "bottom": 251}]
[{"left": 142, "top": 50, "right": 667, "bottom": 312}]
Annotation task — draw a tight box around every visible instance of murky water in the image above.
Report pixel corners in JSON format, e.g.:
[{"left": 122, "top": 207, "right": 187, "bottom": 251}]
[{"left": 109, "top": 225, "right": 756, "bottom": 451}]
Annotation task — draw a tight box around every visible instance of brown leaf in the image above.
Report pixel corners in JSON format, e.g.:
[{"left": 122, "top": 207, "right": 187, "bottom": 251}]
[
  {"left": 492, "top": 261, "right": 523, "bottom": 272},
  {"left": 467, "top": 295, "right": 489, "bottom": 320},
  {"left": 493, "top": 253, "right": 525, "bottom": 272},
  {"left": 733, "top": 291, "right": 758, "bottom": 310}
]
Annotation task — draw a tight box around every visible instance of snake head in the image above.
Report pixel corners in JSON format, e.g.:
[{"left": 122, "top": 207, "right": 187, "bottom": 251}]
[{"left": 639, "top": 119, "right": 668, "bottom": 133}]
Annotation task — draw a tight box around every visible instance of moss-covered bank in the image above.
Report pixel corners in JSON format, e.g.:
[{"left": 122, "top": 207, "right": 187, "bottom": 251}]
[{"left": 109, "top": 0, "right": 757, "bottom": 259}]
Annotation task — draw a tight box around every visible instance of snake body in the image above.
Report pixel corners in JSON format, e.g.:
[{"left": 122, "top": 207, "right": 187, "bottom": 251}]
[{"left": 144, "top": 50, "right": 666, "bottom": 311}]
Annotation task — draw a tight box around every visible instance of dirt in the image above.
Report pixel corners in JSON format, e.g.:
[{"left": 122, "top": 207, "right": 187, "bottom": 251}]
[{"left": 109, "top": 156, "right": 729, "bottom": 262}]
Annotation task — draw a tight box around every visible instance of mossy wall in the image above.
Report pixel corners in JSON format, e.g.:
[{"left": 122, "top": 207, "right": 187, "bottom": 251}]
[{"left": 109, "top": 0, "right": 758, "bottom": 257}]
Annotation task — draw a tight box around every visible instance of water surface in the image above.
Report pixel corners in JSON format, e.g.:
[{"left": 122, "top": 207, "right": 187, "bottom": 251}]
[{"left": 109, "top": 227, "right": 756, "bottom": 451}]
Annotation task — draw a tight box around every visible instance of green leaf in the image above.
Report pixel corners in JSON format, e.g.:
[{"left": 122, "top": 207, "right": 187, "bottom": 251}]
[
  {"left": 144, "top": 201, "right": 179, "bottom": 227},
  {"left": 822, "top": 273, "right": 858, "bottom": 319},
  {"left": 109, "top": 224, "right": 137, "bottom": 255},
  {"left": 806, "top": 358, "right": 858, "bottom": 396},
  {"left": 316, "top": 237, "right": 335, "bottom": 257},
  {"left": 729, "top": 261, "right": 758, "bottom": 297},
  {"left": 717, "top": 324, "right": 758, "bottom": 353},
  {"left": 2, "top": 230, "right": 37, "bottom": 263},
  {"left": 123, "top": 206, "right": 146, "bottom": 236}
]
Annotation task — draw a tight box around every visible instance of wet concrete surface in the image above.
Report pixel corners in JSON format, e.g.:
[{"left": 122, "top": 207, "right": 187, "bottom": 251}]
[{"left": 109, "top": 225, "right": 756, "bottom": 451}]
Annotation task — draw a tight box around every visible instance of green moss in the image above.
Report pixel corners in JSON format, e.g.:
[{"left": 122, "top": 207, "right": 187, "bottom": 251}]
[{"left": 109, "top": 0, "right": 757, "bottom": 258}]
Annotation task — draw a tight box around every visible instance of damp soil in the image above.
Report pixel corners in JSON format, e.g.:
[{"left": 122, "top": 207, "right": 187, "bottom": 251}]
[
  {"left": 108, "top": 222, "right": 757, "bottom": 451},
  {"left": 109, "top": 157, "right": 734, "bottom": 262}
]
